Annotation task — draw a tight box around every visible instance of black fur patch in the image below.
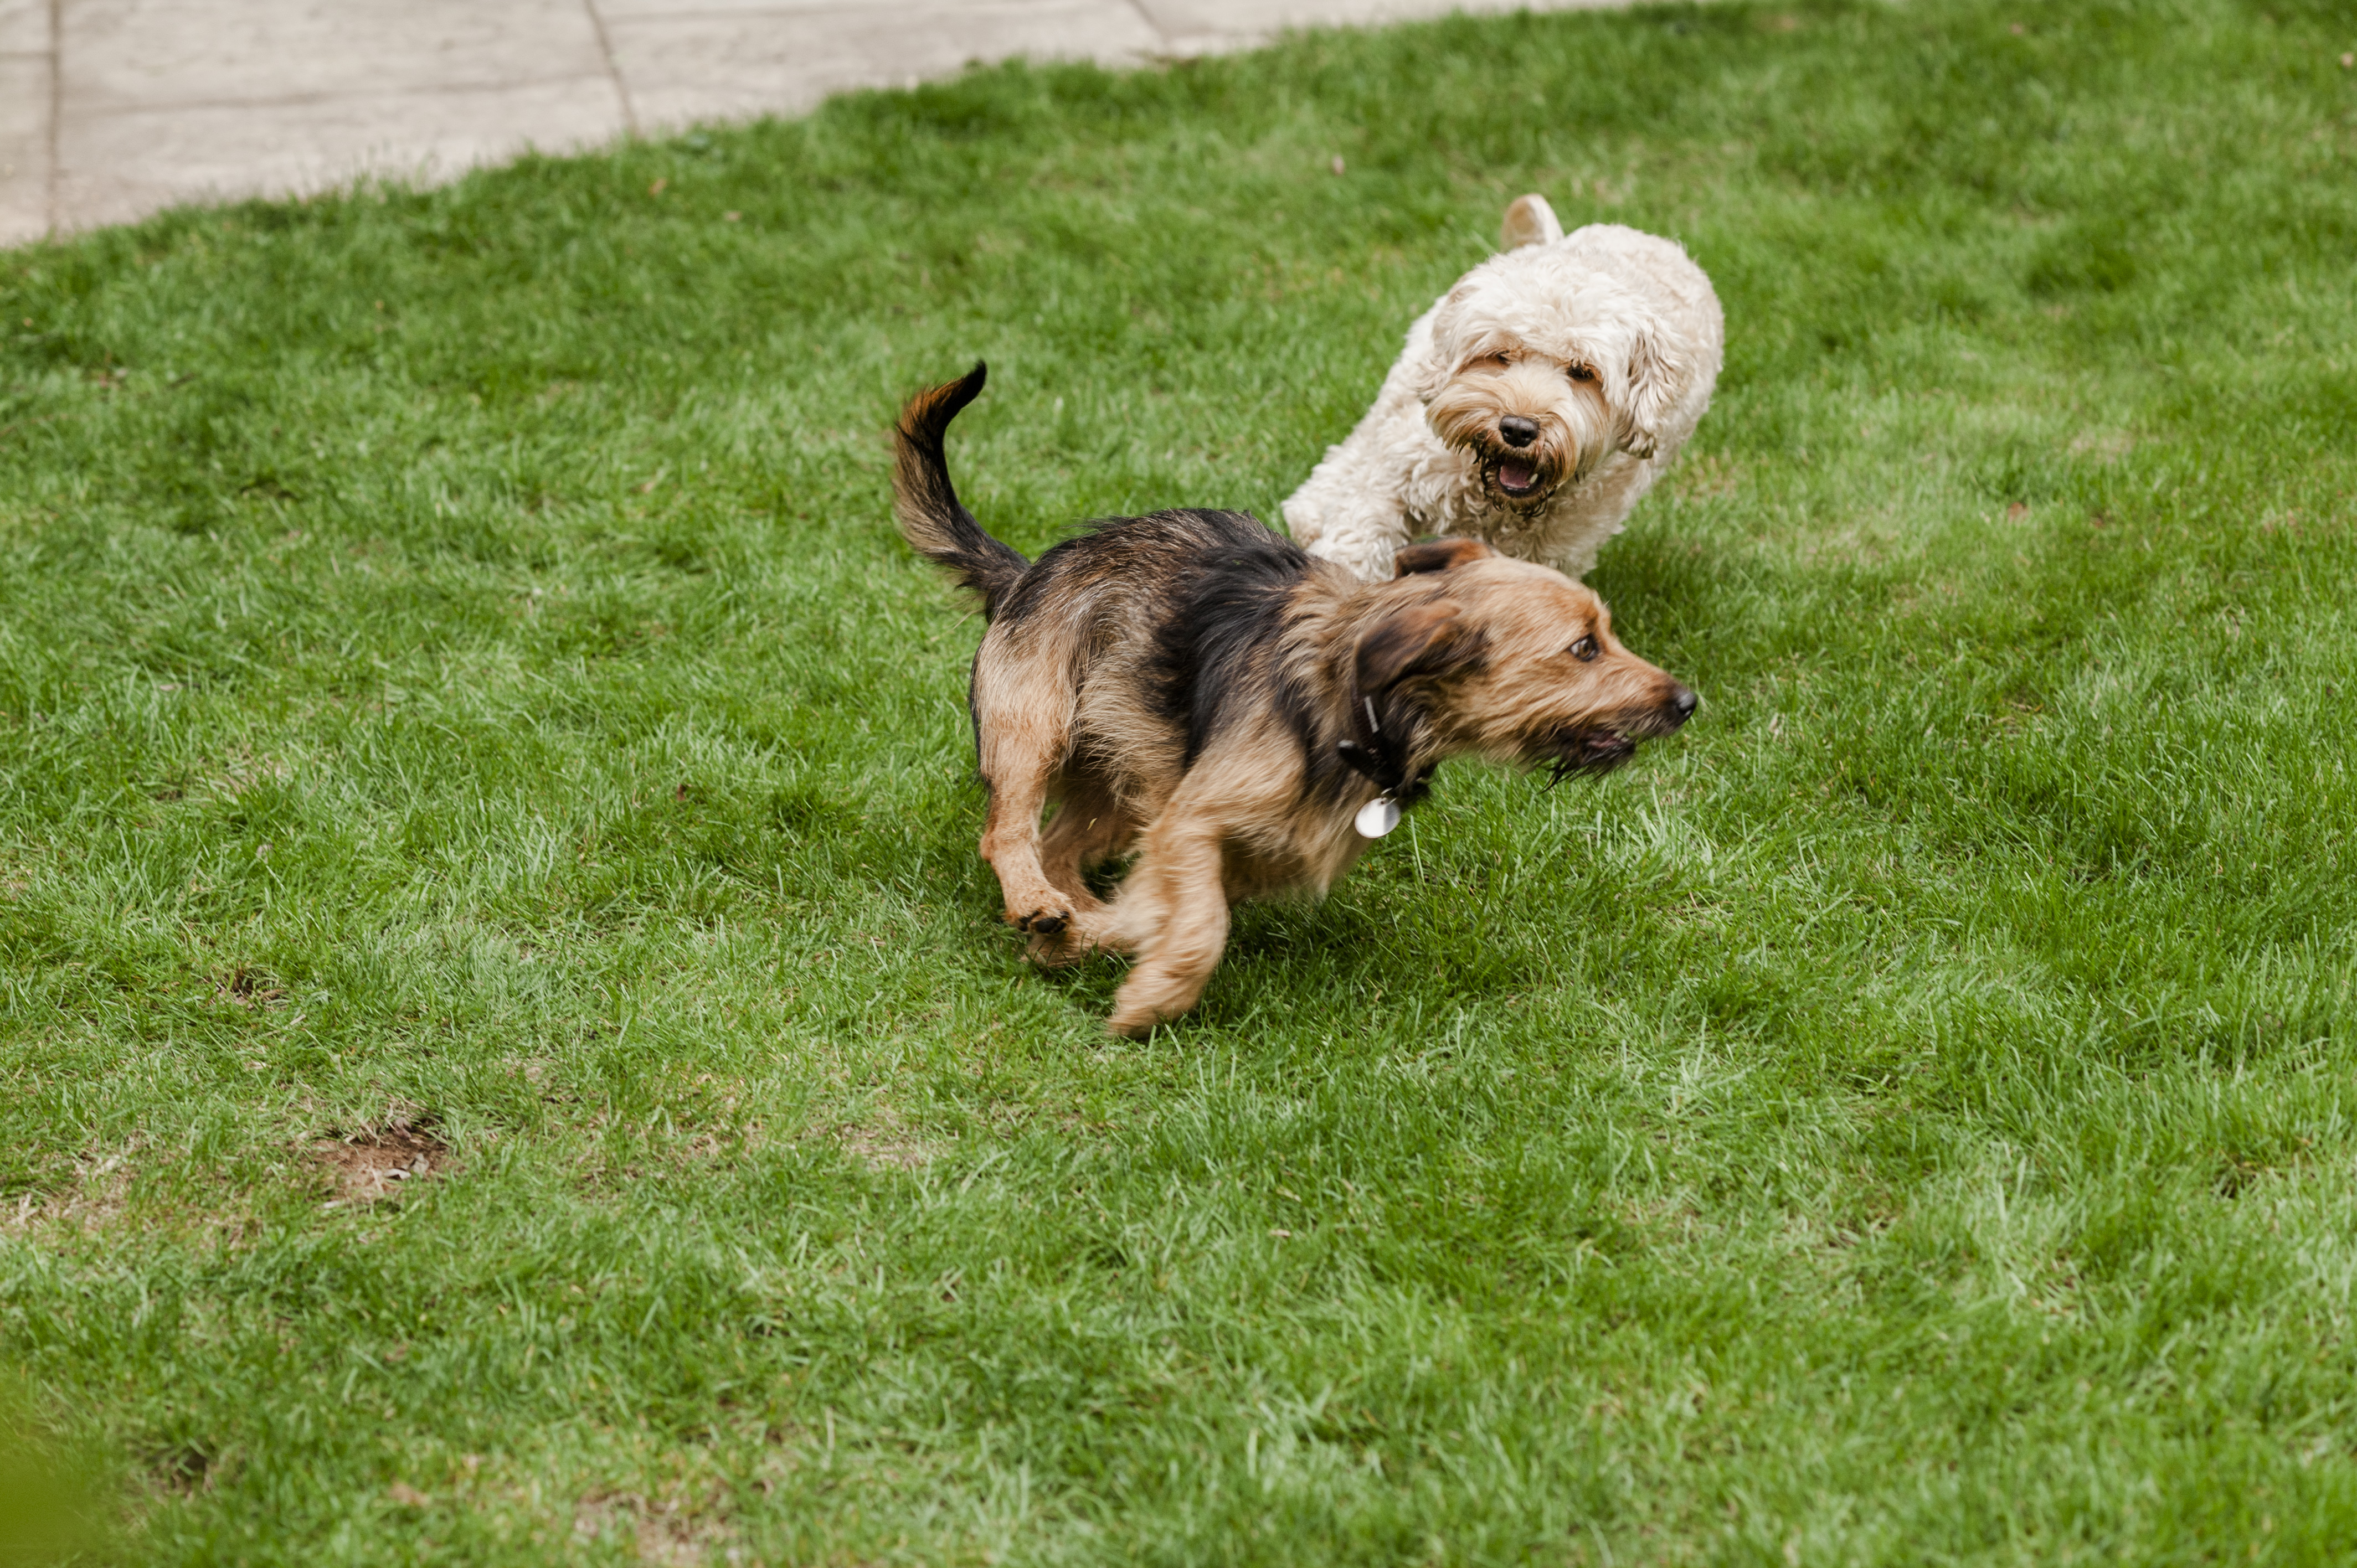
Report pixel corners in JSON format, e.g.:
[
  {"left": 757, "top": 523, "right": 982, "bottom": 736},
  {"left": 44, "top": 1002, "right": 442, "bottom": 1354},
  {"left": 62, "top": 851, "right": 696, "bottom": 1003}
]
[
  {"left": 982, "top": 508, "right": 1369, "bottom": 806},
  {"left": 1121, "top": 512, "right": 1312, "bottom": 764}
]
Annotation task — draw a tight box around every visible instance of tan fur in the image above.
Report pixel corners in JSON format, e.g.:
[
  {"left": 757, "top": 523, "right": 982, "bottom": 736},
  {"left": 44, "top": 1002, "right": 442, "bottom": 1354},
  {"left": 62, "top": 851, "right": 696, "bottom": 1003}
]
[{"left": 892, "top": 370, "right": 1696, "bottom": 1038}]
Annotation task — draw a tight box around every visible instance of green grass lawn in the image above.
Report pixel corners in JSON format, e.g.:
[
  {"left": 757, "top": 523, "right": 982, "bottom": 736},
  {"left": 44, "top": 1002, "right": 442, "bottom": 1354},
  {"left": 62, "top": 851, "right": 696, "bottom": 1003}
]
[{"left": 4, "top": 0, "right": 2357, "bottom": 1560}]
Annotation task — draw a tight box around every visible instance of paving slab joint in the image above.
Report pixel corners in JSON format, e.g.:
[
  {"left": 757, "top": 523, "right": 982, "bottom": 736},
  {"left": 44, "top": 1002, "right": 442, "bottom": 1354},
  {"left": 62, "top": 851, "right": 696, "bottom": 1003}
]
[
  {"left": 1121, "top": 0, "right": 1174, "bottom": 52},
  {"left": 44, "top": 0, "right": 61, "bottom": 236},
  {"left": 583, "top": 1, "right": 640, "bottom": 137}
]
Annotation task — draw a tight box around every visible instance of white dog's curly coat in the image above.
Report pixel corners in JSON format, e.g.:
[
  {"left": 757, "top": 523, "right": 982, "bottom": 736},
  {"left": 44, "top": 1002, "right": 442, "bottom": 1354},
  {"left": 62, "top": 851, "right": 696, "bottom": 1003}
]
[{"left": 1284, "top": 197, "right": 1723, "bottom": 581}]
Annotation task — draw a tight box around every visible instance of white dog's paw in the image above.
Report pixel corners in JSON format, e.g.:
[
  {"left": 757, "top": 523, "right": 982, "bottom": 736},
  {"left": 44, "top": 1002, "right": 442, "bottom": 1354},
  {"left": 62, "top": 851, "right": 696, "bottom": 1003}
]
[{"left": 1500, "top": 194, "right": 1562, "bottom": 250}]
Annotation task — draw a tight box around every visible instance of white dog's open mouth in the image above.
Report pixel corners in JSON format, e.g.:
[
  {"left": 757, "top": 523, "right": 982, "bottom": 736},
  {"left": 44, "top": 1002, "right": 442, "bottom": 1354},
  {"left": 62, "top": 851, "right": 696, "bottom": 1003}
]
[{"left": 1496, "top": 458, "right": 1540, "bottom": 496}]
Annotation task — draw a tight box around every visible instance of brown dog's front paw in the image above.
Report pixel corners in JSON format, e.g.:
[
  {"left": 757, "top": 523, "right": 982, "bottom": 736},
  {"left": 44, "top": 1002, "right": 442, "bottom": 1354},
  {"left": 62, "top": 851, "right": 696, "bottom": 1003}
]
[
  {"left": 1105, "top": 1009, "right": 1157, "bottom": 1040},
  {"left": 1107, "top": 962, "right": 1212, "bottom": 1037},
  {"left": 1106, "top": 984, "right": 1177, "bottom": 1038}
]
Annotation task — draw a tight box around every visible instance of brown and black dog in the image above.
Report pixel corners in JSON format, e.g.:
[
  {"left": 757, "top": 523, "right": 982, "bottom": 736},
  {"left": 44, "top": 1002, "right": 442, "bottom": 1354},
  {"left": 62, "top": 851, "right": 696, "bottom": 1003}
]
[{"left": 893, "top": 363, "right": 1696, "bottom": 1036}]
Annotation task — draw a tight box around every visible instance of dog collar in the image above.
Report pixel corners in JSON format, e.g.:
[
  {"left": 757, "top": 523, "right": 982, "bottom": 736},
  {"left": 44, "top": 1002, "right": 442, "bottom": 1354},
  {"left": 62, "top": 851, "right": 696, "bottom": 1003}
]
[{"left": 1337, "top": 694, "right": 1422, "bottom": 837}]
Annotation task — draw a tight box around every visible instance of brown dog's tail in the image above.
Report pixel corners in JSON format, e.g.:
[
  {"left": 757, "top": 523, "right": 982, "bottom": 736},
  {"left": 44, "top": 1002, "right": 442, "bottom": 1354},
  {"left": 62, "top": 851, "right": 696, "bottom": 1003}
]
[{"left": 892, "top": 362, "right": 1028, "bottom": 620}]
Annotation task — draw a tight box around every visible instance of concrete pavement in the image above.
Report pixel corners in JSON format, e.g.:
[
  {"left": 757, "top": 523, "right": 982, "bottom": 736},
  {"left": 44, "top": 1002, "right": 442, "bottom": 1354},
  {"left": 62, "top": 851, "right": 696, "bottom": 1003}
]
[{"left": 1, "top": 0, "right": 1630, "bottom": 248}]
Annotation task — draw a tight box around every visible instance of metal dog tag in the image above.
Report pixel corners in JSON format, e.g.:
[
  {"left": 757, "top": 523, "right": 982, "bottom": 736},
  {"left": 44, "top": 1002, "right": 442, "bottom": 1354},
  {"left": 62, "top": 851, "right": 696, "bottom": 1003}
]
[{"left": 1355, "top": 796, "right": 1401, "bottom": 839}]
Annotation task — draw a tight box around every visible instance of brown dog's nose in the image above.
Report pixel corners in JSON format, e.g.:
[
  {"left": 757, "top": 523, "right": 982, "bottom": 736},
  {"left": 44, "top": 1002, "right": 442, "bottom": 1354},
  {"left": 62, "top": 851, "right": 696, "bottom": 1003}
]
[
  {"left": 1498, "top": 415, "right": 1539, "bottom": 448},
  {"left": 1667, "top": 686, "right": 1697, "bottom": 726}
]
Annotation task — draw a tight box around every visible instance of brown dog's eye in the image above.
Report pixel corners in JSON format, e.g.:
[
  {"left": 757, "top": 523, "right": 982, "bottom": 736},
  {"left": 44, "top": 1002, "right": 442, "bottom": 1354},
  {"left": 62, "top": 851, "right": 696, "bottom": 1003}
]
[
  {"left": 1567, "top": 364, "right": 1596, "bottom": 384},
  {"left": 1569, "top": 636, "right": 1598, "bottom": 662}
]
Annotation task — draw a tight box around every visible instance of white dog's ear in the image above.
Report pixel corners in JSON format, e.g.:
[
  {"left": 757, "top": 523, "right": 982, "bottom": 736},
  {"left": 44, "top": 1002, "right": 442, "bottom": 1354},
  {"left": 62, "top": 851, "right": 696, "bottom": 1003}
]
[
  {"left": 1613, "top": 322, "right": 1683, "bottom": 461},
  {"left": 1412, "top": 288, "right": 1478, "bottom": 402},
  {"left": 1500, "top": 194, "right": 1562, "bottom": 251},
  {"left": 1412, "top": 350, "right": 1455, "bottom": 404}
]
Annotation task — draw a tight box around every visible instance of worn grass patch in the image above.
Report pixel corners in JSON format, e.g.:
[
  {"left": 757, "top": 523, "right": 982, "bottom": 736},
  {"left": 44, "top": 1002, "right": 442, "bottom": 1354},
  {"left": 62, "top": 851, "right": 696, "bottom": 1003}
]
[{"left": 5, "top": 0, "right": 2357, "bottom": 1561}]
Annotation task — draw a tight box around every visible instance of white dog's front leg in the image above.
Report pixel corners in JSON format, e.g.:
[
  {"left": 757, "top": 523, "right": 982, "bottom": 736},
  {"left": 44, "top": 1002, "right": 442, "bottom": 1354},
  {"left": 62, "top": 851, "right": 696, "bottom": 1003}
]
[
  {"left": 1285, "top": 320, "right": 1444, "bottom": 580},
  {"left": 1286, "top": 482, "right": 1411, "bottom": 581},
  {"left": 1284, "top": 416, "right": 1424, "bottom": 581}
]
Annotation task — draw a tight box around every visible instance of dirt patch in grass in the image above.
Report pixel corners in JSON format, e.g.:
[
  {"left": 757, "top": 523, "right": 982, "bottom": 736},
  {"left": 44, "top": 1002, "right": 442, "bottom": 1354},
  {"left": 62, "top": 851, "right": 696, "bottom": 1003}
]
[
  {"left": 572, "top": 1489, "right": 731, "bottom": 1566},
  {"left": 149, "top": 1438, "right": 230, "bottom": 1498},
  {"left": 312, "top": 1120, "right": 451, "bottom": 1205},
  {"left": 835, "top": 1110, "right": 944, "bottom": 1171},
  {"left": 4, "top": 1148, "right": 141, "bottom": 1234},
  {"left": 211, "top": 964, "right": 285, "bottom": 1008}
]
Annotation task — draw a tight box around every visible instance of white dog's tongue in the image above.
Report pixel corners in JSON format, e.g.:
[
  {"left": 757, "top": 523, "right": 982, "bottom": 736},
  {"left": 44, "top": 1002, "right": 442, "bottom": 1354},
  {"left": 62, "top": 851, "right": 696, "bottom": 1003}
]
[{"left": 1498, "top": 459, "right": 1537, "bottom": 493}]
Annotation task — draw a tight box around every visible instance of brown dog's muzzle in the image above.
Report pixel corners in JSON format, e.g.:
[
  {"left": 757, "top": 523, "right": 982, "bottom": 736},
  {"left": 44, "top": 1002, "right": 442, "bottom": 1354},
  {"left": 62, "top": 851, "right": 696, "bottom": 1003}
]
[{"left": 1544, "top": 682, "right": 1697, "bottom": 780}]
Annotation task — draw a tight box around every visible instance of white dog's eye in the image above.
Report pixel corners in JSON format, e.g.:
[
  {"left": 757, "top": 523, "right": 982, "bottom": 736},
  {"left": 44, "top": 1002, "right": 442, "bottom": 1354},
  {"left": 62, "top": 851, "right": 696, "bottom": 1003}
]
[
  {"left": 1569, "top": 636, "right": 1598, "bottom": 662},
  {"left": 1567, "top": 363, "right": 1597, "bottom": 384},
  {"left": 1490, "top": 352, "right": 1512, "bottom": 367}
]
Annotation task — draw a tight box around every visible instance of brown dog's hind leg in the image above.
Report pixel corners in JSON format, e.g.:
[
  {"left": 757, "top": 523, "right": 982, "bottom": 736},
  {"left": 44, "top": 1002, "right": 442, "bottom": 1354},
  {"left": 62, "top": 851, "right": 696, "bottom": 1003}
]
[
  {"left": 973, "top": 642, "right": 1084, "bottom": 947},
  {"left": 1105, "top": 819, "right": 1231, "bottom": 1038},
  {"left": 979, "top": 759, "right": 1071, "bottom": 942},
  {"left": 1037, "top": 775, "right": 1130, "bottom": 905},
  {"left": 1028, "top": 773, "right": 1135, "bottom": 966}
]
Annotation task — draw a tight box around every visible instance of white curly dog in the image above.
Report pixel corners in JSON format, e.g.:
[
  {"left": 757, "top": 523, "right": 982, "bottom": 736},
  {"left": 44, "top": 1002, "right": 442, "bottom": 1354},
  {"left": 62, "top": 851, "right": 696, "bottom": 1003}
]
[{"left": 1284, "top": 195, "right": 1722, "bottom": 581}]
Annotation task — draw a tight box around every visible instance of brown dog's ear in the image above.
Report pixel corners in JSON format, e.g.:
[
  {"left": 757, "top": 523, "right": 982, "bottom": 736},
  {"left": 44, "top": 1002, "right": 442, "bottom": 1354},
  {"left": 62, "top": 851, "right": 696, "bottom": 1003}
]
[
  {"left": 1356, "top": 602, "right": 1476, "bottom": 693},
  {"left": 1392, "top": 538, "right": 1495, "bottom": 577}
]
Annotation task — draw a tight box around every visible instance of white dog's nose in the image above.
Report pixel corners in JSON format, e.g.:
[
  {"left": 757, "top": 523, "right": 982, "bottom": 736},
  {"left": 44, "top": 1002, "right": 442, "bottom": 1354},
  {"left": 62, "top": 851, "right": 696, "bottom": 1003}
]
[{"left": 1499, "top": 416, "right": 1539, "bottom": 448}]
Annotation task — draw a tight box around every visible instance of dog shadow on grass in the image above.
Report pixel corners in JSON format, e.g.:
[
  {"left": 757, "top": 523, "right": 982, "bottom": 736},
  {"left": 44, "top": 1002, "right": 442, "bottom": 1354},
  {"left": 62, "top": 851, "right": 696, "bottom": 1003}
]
[{"left": 1006, "top": 884, "right": 1548, "bottom": 1044}]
